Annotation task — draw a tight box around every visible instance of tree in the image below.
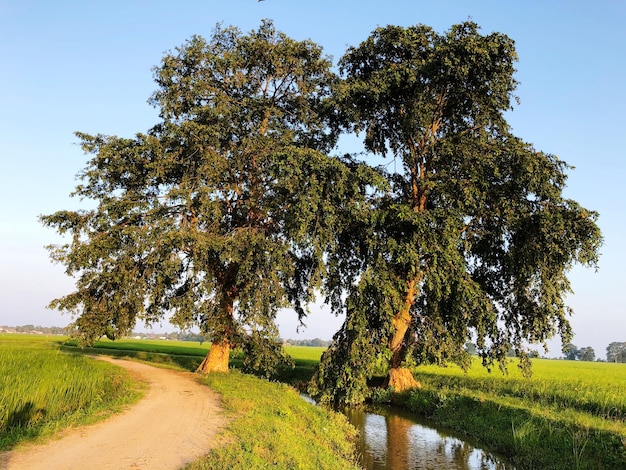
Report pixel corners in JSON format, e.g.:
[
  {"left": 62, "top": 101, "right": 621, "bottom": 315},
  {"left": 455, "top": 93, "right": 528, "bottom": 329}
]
[
  {"left": 606, "top": 342, "right": 626, "bottom": 363},
  {"left": 310, "top": 22, "right": 601, "bottom": 405},
  {"left": 41, "top": 20, "right": 371, "bottom": 375},
  {"left": 563, "top": 343, "right": 579, "bottom": 360},
  {"left": 578, "top": 346, "right": 595, "bottom": 362}
]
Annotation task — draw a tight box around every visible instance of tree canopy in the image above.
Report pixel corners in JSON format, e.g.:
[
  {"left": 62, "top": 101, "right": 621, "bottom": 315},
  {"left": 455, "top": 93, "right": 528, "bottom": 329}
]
[
  {"left": 577, "top": 346, "right": 595, "bottom": 362},
  {"left": 310, "top": 22, "right": 602, "bottom": 405},
  {"left": 41, "top": 20, "right": 375, "bottom": 375},
  {"left": 606, "top": 342, "right": 626, "bottom": 363},
  {"left": 43, "top": 20, "right": 601, "bottom": 396}
]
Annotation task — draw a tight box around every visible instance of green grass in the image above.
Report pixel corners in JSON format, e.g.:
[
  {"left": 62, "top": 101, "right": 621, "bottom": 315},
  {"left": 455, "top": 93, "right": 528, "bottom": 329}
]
[
  {"left": 4, "top": 336, "right": 357, "bottom": 469},
  {"left": 64, "top": 337, "right": 213, "bottom": 356},
  {"left": 415, "top": 358, "right": 626, "bottom": 420},
  {"left": 187, "top": 371, "right": 359, "bottom": 470},
  {"left": 16, "top": 335, "right": 626, "bottom": 468},
  {"left": 61, "top": 338, "right": 324, "bottom": 386},
  {"left": 61, "top": 337, "right": 211, "bottom": 370},
  {"left": 401, "top": 358, "right": 626, "bottom": 469},
  {"left": 0, "top": 335, "right": 143, "bottom": 451}
]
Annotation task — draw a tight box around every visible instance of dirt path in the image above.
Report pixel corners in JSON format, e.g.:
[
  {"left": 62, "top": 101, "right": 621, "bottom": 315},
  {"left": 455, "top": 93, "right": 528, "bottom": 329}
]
[{"left": 0, "top": 357, "right": 227, "bottom": 470}]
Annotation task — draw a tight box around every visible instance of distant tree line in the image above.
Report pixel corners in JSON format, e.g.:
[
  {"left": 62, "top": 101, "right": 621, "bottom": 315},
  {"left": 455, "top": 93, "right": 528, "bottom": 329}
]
[
  {"left": 2, "top": 325, "right": 69, "bottom": 335},
  {"left": 1, "top": 325, "right": 331, "bottom": 347},
  {"left": 464, "top": 341, "right": 626, "bottom": 363},
  {"left": 283, "top": 338, "right": 331, "bottom": 347},
  {"left": 563, "top": 343, "right": 596, "bottom": 361},
  {"left": 561, "top": 342, "right": 626, "bottom": 363}
]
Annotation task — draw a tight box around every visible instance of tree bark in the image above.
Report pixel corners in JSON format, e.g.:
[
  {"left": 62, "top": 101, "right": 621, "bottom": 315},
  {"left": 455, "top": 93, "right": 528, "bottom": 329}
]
[
  {"left": 385, "top": 277, "right": 421, "bottom": 392},
  {"left": 196, "top": 338, "right": 231, "bottom": 373},
  {"left": 196, "top": 276, "right": 238, "bottom": 374}
]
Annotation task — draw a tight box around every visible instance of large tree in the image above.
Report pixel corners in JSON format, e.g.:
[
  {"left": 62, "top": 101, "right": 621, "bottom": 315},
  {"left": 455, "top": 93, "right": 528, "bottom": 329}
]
[
  {"left": 606, "top": 342, "right": 626, "bottom": 363},
  {"left": 578, "top": 346, "right": 595, "bottom": 362},
  {"left": 42, "top": 20, "right": 370, "bottom": 375},
  {"left": 310, "top": 22, "right": 602, "bottom": 404}
]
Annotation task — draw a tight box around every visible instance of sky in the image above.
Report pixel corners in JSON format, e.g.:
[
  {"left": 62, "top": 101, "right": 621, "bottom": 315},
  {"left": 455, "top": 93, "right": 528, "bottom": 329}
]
[{"left": 1, "top": 1, "right": 624, "bottom": 359}]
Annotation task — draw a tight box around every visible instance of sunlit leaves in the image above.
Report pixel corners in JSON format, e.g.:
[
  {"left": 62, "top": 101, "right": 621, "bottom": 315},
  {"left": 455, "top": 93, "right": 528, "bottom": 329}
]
[
  {"left": 40, "top": 21, "right": 373, "bottom": 376},
  {"left": 312, "top": 21, "right": 602, "bottom": 405}
]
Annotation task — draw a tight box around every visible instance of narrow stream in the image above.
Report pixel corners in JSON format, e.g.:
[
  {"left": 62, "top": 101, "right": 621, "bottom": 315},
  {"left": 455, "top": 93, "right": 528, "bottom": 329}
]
[{"left": 342, "top": 406, "right": 515, "bottom": 470}]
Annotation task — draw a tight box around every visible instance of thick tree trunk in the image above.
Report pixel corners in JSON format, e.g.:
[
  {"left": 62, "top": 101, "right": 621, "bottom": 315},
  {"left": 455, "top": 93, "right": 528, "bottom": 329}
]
[
  {"left": 385, "top": 278, "right": 421, "bottom": 392},
  {"left": 387, "top": 367, "right": 420, "bottom": 392},
  {"left": 196, "top": 338, "right": 231, "bottom": 373},
  {"left": 196, "top": 278, "right": 238, "bottom": 374}
]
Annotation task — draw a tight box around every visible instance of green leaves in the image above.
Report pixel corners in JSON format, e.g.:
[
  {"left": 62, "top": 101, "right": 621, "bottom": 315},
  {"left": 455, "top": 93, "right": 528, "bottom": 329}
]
[
  {"left": 42, "top": 21, "right": 368, "bottom": 374},
  {"left": 312, "top": 21, "right": 602, "bottom": 404},
  {"left": 43, "top": 20, "right": 601, "bottom": 395}
]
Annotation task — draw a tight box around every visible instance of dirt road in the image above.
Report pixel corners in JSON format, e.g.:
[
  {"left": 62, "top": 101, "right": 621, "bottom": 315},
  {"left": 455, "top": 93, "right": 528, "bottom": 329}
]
[{"left": 0, "top": 357, "right": 226, "bottom": 470}]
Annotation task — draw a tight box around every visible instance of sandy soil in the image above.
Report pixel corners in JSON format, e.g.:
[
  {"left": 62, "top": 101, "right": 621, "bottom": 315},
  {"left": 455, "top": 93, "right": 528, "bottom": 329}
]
[{"left": 0, "top": 357, "right": 227, "bottom": 470}]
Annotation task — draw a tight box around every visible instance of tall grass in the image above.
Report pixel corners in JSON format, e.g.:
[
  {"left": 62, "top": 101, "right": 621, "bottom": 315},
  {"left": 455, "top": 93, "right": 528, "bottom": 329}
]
[
  {"left": 403, "top": 358, "right": 626, "bottom": 469},
  {"left": 0, "top": 335, "right": 142, "bottom": 450},
  {"left": 414, "top": 358, "right": 626, "bottom": 425}
]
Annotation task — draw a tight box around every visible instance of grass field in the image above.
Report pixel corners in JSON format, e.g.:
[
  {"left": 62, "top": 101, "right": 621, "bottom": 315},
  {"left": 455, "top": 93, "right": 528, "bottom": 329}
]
[
  {"left": 6, "top": 335, "right": 626, "bottom": 468},
  {"left": 0, "top": 335, "right": 142, "bottom": 451},
  {"left": 414, "top": 358, "right": 626, "bottom": 424},
  {"left": 404, "top": 358, "right": 626, "bottom": 469},
  {"left": 1, "top": 336, "right": 355, "bottom": 469}
]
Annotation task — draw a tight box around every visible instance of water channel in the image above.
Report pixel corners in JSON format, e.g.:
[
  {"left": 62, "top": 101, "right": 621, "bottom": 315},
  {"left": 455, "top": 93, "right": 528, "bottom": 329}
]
[{"left": 342, "top": 406, "right": 515, "bottom": 470}]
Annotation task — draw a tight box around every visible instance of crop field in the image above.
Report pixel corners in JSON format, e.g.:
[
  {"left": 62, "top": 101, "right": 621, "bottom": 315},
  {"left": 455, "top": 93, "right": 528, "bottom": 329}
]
[
  {"left": 0, "top": 335, "right": 141, "bottom": 450},
  {"left": 406, "top": 358, "right": 626, "bottom": 469},
  {"left": 414, "top": 358, "right": 626, "bottom": 423},
  {"left": 4, "top": 335, "right": 626, "bottom": 468},
  {"left": 63, "top": 337, "right": 323, "bottom": 363}
]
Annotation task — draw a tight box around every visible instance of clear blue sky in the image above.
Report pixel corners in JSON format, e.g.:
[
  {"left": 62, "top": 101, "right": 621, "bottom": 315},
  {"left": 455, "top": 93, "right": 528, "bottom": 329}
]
[{"left": 1, "top": 1, "right": 624, "bottom": 358}]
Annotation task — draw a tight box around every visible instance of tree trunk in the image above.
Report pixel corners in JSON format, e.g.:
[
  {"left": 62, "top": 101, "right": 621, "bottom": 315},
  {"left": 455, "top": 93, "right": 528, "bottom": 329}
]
[
  {"left": 196, "top": 338, "right": 231, "bottom": 373},
  {"left": 387, "top": 366, "right": 420, "bottom": 392},
  {"left": 385, "top": 278, "right": 420, "bottom": 392},
  {"left": 196, "top": 280, "right": 238, "bottom": 374}
]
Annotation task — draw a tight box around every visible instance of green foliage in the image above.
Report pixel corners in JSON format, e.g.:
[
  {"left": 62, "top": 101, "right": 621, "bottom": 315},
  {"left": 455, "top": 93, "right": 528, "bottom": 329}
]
[
  {"left": 188, "top": 371, "right": 359, "bottom": 470},
  {"left": 578, "top": 346, "right": 596, "bottom": 362},
  {"left": 310, "top": 286, "right": 394, "bottom": 405},
  {"left": 607, "top": 341, "right": 626, "bottom": 363},
  {"left": 0, "top": 336, "right": 141, "bottom": 450},
  {"left": 367, "top": 386, "right": 395, "bottom": 404},
  {"left": 564, "top": 342, "right": 580, "bottom": 360},
  {"left": 40, "top": 20, "right": 375, "bottom": 375},
  {"left": 240, "top": 331, "right": 294, "bottom": 378},
  {"left": 313, "top": 21, "right": 602, "bottom": 404}
]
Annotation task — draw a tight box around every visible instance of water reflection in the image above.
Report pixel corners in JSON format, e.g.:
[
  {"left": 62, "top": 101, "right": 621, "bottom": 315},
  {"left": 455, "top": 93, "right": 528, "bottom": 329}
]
[{"left": 344, "top": 407, "right": 514, "bottom": 470}]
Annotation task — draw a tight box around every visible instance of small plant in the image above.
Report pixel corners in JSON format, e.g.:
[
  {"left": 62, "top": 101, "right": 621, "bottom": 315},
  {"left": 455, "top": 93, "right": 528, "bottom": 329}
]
[
  {"left": 570, "top": 427, "right": 590, "bottom": 470},
  {"left": 367, "top": 386, "right": 394, "bottom": 404},
  {"left": 511, "top": 419, "right": 539, "bottom": 453}
]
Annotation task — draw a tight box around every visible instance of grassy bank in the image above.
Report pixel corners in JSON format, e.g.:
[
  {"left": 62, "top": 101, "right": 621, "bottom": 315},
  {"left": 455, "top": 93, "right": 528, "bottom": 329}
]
[
  {"left": 5, "top": 337, "right": 356, "bottom": 469},
  {"left": 402, "top": 359, "right": 626, "bottom": 469},
  {"left": 0, "top": 335, "right": 142, "bottom": 451},
  {"left": 188, "top": 371, "right": 358, "bottom": 470}
]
